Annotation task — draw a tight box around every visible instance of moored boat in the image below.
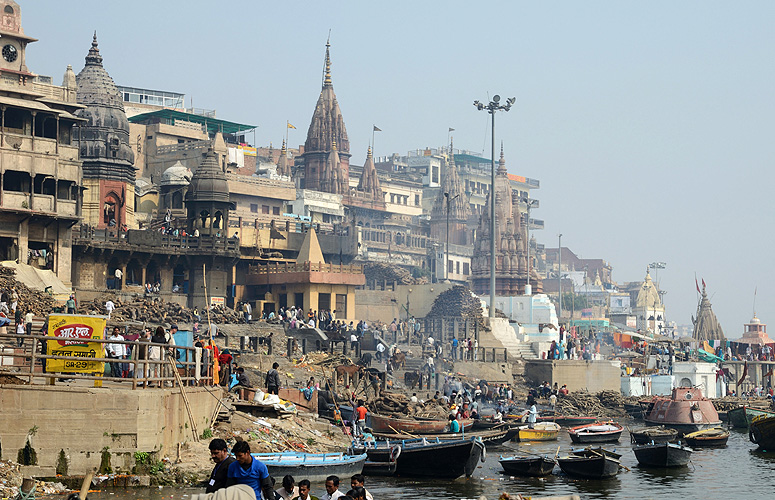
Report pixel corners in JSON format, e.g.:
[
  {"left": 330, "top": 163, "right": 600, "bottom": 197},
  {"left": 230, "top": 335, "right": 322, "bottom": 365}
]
[
  {"left": 749, "top": 415, "right": 775, "bottom": 451},
  {"left": 568, "top": 422, "right": 623, "bottom": 444},
  {"left": 557, "top": 449, "right": 620, "bottom": 479},
  {"left": 350, "top": 436, "right": 485, "bottom": 478},
  {"left": 368, "top": 413, "right": 473, "bottom": 434},
  {"left": 642, "top": 387, "right": 721, "bottom": 434},
  {"left": 630, "top": 426, "right": 678, "bottom": 444},
  {"left": 373, "top": 427, "right": 514, "bottom": 446},
  {"left": 499, "top": 455, "right": 556, "bottom": 477},
  {"left": 684, "top": 427, "right": 729, "bottom": 447},
  {"left": 727, "top": 405, "right": 775, "bottom": 429},
  {"left": 518, "top": 422, "right": 561, "bottom": 441},
  {"left": 537, "top": 415, "right": 598, "bottom": 427},
  {"left": 632, "top": 442, "right": 692, "bottom": 468},
  {"left": 252, "top": 452, "right": 366, "bottom": 482}
]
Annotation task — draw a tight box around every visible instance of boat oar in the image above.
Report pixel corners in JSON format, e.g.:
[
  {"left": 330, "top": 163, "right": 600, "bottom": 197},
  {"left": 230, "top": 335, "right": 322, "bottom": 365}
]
[
  {"left": 79, "top": 470, "right": 94, "bottom": 500},
  {"left": 388, "top": 424, "right": 420, "bottom": 439},
  {"left": 554, "top": 445, "right": 560, "bottom": 460}
]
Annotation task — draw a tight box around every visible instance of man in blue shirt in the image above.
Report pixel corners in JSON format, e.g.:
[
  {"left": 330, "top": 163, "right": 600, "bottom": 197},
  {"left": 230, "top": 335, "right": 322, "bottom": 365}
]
[
  {"left": 227, "top": 440, "right": 274, "bottom": 500},
  {"left": 451, "top": 337, "right": 459, "bottom": 361}
]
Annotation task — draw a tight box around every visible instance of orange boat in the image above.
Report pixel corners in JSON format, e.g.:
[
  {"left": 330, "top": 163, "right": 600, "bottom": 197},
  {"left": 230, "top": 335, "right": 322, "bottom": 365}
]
[{"left": 368, "top": 414, "right": 474, "bottom": 434}]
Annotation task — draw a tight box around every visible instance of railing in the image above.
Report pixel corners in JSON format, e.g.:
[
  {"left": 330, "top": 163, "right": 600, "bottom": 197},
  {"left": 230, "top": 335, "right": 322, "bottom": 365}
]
[
  {"left": 250, "top": 261, "right": 363, "bottom": 274},
  {"left": 0, "top": 332, "right": 213, "bottom": 389},
  {"left": 75, "top": 226, "right": 240, "bottom": 253}
]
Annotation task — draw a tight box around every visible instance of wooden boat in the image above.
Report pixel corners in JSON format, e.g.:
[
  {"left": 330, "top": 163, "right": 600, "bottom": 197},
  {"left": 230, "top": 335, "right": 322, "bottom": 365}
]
[
  {"left": 684, "top": 427, "right": 729, "bottom": 447},
  {"left": 632, "top": 442, "right": 692, "bottom": 467},
  {"left": 537, "top": 414, "right": 598, "bottom": 427},
  {"left": 749, "top": 415, "right": 775, "bottom": 451},
  {"left": 252, "top": 452, "right": 366, "bottom": 482},
  {"left": 518, "top": 422, "right": 561, "bottom": 441},
  {"left": 642, "top": 387, "right": 721, "bottom": 434},
  {"left": 624, "top": 402, "right": 646, "bottom": 418},
  {"left": 727, "top": 405, "right": 775, "bottom": 429},
  {"left": 373, "top": 427, "right": 515, "bottom": 446},
  {"left": 557, "top": 449, "right": 620, "bottom": 479},
  {"left": 499, "top": 455, "right": 556, "bottom": 477},
  {"left": 368, "top": 413, "right": 473, "bottom": 434},
  {"left": 570, "top": 447, "right": 622, "bottom": 460},
  {"left": 630, "top": 426, "right": 678, "bottom": 444},
  {"left": 350, "top": 437, "right": 485, "bottom": 478},
  {"left": 568, "top": 422, "right": 623, "bottom": 444}
]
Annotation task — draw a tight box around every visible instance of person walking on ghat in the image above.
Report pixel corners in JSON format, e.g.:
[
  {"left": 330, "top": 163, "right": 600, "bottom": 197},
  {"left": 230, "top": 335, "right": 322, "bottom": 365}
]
[{"left": 266, "top": 362, "right": 280, "bottom": 395}]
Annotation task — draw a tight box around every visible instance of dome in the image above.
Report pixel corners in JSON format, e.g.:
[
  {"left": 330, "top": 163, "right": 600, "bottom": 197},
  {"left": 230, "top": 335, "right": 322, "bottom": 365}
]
[
  {"left": 186, "top": 148, "right": 230, "bottom": 203},
  {"left": 161, "top": 161, "right": 193, "bottom": 187}
]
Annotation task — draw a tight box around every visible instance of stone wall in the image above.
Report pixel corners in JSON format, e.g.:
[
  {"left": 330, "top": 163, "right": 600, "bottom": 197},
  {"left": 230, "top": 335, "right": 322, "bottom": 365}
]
[
  {"left": 0, "top": 385, "right": 218, "bottom": 476},
  {"left": 524, "top": 359, "right": 622, "bottom": 393}
]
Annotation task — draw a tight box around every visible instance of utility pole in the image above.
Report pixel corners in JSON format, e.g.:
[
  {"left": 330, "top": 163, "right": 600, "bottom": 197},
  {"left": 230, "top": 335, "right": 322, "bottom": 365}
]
[
  {"left": 558, "top": 233, "right": 563, "bottom": 321},
  {"left": 474, "top": 95, "right": 515, "bottom": 317}
]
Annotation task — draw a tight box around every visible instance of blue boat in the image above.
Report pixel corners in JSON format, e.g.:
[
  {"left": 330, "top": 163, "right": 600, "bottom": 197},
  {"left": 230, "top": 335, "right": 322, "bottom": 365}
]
[{"left": 251, "top": 452, "right": 367, "bottom": 482}]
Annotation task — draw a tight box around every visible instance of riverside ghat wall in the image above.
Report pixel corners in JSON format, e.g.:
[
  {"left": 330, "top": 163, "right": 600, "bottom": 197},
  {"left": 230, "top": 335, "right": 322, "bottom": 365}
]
[
  {"left": 0, "top": 384, "right": 218, "bottom": 476},
  {"left": 524, "top": 359, "right": 622, "bottom": 392}
]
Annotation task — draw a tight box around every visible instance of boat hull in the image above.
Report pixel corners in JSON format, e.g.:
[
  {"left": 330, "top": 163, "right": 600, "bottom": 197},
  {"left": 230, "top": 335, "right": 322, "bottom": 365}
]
[
  {"left": 630, "top": 427, "right": 678, "bottom": 444},
  {"left": 500, "top": 456, "right": 556, "bottom": 477},
  {"left": 642, "top": 387, "right": 721, "bottom": 436},
  {"left": 568, "top": 423, "right": 623, "bottom": 444},
  {"left": 749, "top": 415, "right": 775, "bottom": 451},
  {"left": 369, "top": 414, "right": 473, "bottom": 434},
  {"left": 728, "top": 406, "right": 775, "bottom": 429},
  {"left": 557, "top": 455, "right": 620, "bottom": 479},
  {"left": 684, "top": 428, "right": 729, "bottom": 447},
  {"left": 253, "top": 453, "right": 366, "bottom": 483},
  {"left": 518, "top": 424, "right": 560, "bottom": 442},
  {"left": 353, "top": 438, "right": 484, "bottom": 479},
  {"left": 633, "top": 443, "right": 692, "bottom": 468},
  {"left": 373, "top": 428, "right": 512, "bottom": 445}
]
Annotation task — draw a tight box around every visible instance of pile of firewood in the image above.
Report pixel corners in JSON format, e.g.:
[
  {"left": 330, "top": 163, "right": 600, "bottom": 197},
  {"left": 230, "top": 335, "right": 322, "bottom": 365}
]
[
  {"left": 75, "top": 296, "right": 244, "bottom": 325},
  {"left": 368, "top": 392, "right": 449, "bottom": 419},
  {"left": 427, "top": 285, "right": 487, "bottom": 323},
  {"left": 556, "top": 390, "right": 627, "bottom": 418},
  {"left": 363, "top": 263, "right": 427, "bottom": 285},
  {"left": 0, "top": 267, "right": 57, "bottom": 316}
]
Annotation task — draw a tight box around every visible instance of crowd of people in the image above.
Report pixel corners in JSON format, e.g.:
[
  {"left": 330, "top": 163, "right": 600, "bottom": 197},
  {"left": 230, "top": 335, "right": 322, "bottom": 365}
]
[{"left": 204, "top": 438, "right": 374, "bottom": 500}]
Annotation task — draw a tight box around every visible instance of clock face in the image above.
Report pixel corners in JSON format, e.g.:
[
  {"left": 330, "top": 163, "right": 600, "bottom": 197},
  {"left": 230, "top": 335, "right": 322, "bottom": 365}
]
[{"left": 2, "top": 44, "right": 17, "bottom": 63}]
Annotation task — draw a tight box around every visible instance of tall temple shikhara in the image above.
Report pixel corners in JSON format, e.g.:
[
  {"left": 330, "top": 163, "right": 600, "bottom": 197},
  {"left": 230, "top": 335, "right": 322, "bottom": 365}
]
[
  {"left": 76, "top": 34, "right": 136, "bottom": 229},
  {"left": 430, "top": 142, "right": 472, "bottom": 246},
  {"left": 471, "top": 146, "right": 541, "bottom": 296},
  {"left": 300, "top": 40, "right": 350, "bottom": 196}
]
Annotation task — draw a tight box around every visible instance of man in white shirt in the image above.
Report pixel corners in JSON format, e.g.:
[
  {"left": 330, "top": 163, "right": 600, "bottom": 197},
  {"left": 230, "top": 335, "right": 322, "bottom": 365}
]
[
  {"left": 376, "top": 342, "right": 386, "bottom": 361},
  {"left": 106, "top": 327, "right": 126, "bottom": 378},
  {"left": 24, "top": 310, "right": 34, "bottom": 336},
  {"left": 105, "top": 300, "right": 115, "bottom": 319},
  {"left": 114, "top": 268, "right": 123, "bottom": 290},
  {"left": 321, "top": 475, "right": 344, "bottom": 500},
  {"left": 427, "top": 336, "right": 435, "bottom": 347}
]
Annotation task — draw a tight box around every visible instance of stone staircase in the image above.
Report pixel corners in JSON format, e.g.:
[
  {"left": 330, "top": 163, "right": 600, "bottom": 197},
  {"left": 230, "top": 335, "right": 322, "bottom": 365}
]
[
  {"left": 483, "top": 318, "right": 539, "bottom": 360},
  {"left": 512, "top": 343, "right": 539, "bottom": 360}
]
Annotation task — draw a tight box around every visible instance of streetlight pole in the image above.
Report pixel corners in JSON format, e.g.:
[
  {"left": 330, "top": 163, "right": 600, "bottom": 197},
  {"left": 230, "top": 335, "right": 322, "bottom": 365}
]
[
  {"left": 444, "top": 192, "right": 460, "bottom": 281},
  {"left": 474, "top": 95, "right": 515, "bottom": 318},
  {"left": 558, "top": 233, "right": 563, "bottom": 321},
  {"left": 522, "top": 196, "right": 538, "bottom": 325}
]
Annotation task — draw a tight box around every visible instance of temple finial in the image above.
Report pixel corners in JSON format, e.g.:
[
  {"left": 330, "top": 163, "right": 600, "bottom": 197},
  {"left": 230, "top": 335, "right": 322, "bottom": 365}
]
[
  {"left": 367, "top": 145, "right": 373, "bottom": 159},
  {"left": 323, "top": 37, "right": 332, "bottom": 88}
]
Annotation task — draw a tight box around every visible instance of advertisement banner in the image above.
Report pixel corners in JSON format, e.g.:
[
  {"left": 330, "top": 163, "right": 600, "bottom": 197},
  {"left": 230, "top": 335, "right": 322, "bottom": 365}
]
[
  {"left": 210, "top": 297, "right": 225, "bottom": 307},
  {"left": 46, "top": 314, "right": 107, "bottom": 373}
]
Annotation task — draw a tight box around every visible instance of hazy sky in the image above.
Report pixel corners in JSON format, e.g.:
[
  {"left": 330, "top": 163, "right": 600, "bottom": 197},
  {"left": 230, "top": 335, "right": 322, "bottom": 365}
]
[{"left": 21, "top": 1, "right": 775, "bottom": 334}]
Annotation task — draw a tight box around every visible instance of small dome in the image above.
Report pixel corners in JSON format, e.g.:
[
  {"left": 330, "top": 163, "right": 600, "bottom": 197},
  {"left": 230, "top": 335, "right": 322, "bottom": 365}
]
[
  {"left": 750, "top": 316, "right": 761, "bottom": 324},
  {"left": 161, "top": 161, "right": 192, "bottom": 186},
  {"left": 186, "top": 148, "right": 230, "bottom": 203}
]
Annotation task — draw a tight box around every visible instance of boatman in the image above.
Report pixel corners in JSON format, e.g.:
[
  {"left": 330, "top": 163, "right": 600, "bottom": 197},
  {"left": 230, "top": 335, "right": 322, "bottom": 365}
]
[
  {"left": 226, "top": 440, "right": 274, "bottom": 500},
  {"left": 206, "top": 439, "right": 235, "bottom": 493},
  {"left": 525, "top": 396, "right": 538, "bottom": 429}
]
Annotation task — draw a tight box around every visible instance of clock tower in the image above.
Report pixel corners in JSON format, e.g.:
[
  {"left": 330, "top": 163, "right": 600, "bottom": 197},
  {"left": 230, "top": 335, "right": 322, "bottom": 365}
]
[{"left": 0, "top": 1, "right": 36, "bottom": 77}]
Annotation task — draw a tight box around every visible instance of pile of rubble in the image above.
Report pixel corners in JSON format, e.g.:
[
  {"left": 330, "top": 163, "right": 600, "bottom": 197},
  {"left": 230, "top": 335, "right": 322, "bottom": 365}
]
[
  {"left": 368, "top": 392, "right": 449, "bottom": 419},
  {"left": 363, "top": 263, "right": 427, "bottom": 285},
  {"left": 76, "top": 296, "right": 245, "bottom": 325},
  {"left": 0, "top": 460, "right": 68, "bottom": 498},
  {"left": 556, "top": 390, "right": 627, "bottom": 418},
  {"left": 0, "top": 267, "right": 57, "bottom": 315}
]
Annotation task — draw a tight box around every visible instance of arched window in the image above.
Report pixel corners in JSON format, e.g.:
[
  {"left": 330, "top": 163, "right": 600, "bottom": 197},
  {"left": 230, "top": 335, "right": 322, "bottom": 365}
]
[{"left": 4, "top": 5, "right": 14, "bottom": 14}]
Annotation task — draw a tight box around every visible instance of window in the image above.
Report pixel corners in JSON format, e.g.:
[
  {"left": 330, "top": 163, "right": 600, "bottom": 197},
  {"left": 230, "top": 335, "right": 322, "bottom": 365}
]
[
  {"left": 262, "top": 205, "right": 270, "bottom": 214},
  {"left": 463, "top": 263, "right": 470, "bottom": 275},
  {"left": 273, "top": 206, "right": 280, "bottom": 215},
  {"left": 456, "top": 261, "right": 460, "bottom": 274},
  {"left": 414, "top": 194, "right": 420, "bottom": 206},
  {"left": 448, "top": 260, "right": 454, "bottom": 273},
  {"left": 250, "top": 204, "right": 258, "bottom": 213}
]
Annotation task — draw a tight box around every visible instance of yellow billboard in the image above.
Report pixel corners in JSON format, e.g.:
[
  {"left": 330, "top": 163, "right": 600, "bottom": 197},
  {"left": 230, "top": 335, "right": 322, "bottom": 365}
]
[{"left": 46, "top": 314, "right": 107, "bottom": 373}]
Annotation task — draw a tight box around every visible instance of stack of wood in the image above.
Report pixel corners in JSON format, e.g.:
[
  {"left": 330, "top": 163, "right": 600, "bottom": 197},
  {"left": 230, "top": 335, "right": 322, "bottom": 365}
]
[
  {"left": 75, "top": 296, "right": 245, "bottom": 324},
  {"left": 426, "top": 285, "right": 488, "bottom": 325},
  {"left": 0, "top": 267, "right": 57, "bottom": 315},
  {"left": 363, "top": 263, "right": 427, "bottom": 285},
  {"left": 368, "top": 392, "right": 449, "bottom": 419},
  {"left": 556, "top": 390, "right": 627, "bottom": 418},
  {"left": 713, "top": 396, "right": 770, "bottom": 412}
]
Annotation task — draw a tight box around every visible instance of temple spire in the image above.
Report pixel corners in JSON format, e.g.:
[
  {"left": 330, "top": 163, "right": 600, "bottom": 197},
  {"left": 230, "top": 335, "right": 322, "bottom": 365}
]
[
  {"left": 323, "top": 38, "right": 332, "bottom": 88},
  {"left": 497, "top": 142, "right": 507, "bottom": 174},
  {"left": 85, "top": 31, "right": 103, "bottom": 66}
]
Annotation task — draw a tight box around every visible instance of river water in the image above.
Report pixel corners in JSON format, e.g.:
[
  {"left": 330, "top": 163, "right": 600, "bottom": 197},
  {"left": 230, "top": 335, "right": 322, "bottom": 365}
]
[{"left": 82, "top": 426, "right": 775, "bottom": 500}]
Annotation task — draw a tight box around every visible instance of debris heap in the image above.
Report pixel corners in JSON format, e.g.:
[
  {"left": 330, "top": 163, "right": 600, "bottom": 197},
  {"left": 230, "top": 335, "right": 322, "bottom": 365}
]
[{"left": 0, "top": 267, "right": 57, "bottom": 315}]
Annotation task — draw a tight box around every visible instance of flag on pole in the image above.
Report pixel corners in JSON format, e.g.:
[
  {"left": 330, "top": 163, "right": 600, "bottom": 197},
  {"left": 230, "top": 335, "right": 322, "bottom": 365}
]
[
  {"left": 449, "top": 127, "right": 455, "bottom": 132},
  {"left": 373, "top": 125, "right": 382, "bottom": 132},
  {"left": 702, "top": 278, "right": 706, "bottom": 289},
  {"left": 695, "top": 277, "right": 700, "bottom": 293},
  {"left": 287, "top": 122, "right": 296, "bottom": 129}
]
